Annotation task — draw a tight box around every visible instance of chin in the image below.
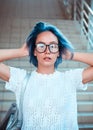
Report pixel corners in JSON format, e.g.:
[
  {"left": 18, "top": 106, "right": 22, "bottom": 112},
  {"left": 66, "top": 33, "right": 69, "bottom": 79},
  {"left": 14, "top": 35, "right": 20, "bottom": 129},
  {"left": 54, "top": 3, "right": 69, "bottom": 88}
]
[{"left": 43, "top": 62, "right": 54, "bottom": 67}]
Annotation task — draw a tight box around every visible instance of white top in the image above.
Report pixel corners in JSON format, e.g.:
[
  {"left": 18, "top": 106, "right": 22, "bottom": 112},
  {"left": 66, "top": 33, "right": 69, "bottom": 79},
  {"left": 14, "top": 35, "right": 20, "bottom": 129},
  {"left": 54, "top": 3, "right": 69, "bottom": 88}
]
[{"left": 5, "top": 67, "right": 87, "bottom": 130}]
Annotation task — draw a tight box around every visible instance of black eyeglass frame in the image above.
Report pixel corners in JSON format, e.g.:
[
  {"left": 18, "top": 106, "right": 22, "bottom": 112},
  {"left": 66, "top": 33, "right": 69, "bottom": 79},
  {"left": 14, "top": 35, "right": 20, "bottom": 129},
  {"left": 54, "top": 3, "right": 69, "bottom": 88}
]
[{"left": 35, "top": 42, "right": 59, "bottom": 53}]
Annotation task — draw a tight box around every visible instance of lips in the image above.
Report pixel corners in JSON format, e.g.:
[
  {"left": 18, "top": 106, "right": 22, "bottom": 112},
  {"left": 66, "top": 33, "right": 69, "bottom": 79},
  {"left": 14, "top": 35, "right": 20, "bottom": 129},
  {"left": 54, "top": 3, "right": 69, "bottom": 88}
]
[{"left": 43, "top": 57, "right": 51, "bottom": 61}]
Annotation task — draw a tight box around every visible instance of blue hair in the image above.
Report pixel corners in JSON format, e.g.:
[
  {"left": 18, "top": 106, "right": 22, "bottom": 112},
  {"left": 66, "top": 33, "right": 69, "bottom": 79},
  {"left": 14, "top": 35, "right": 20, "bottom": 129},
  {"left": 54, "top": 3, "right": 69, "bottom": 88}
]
[{"left": 26, "top": 22, "right": 73, "bottom": 68}]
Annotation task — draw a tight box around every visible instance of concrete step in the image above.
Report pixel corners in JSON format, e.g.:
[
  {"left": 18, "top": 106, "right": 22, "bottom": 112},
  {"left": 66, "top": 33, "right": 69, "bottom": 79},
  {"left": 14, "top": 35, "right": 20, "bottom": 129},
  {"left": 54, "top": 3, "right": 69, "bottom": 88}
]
[
  {"left": 78, "top": 101, "right": 93, "bottom": 112},
  {"left": 0, "top": 101, "right": 15, "bottom": 112},
  {"left": 78, "top": 112, "right": 93, "bottom": 124},
  {"left": 79, "top": 124, "right": 93, "bottom": 129},
  {"left": 77, "top": 92, "right": 93, "bottom": 101},
  {"left": 0, "top": 91, "right": 15, "bottom": 102},
  {"left": 0, "top": 19, "right": 88, "bottom": 50}
]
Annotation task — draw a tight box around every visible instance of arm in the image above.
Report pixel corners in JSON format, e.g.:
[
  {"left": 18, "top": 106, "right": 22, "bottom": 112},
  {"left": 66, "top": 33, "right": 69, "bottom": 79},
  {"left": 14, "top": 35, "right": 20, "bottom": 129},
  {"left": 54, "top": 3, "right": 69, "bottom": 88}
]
[
  {"left": 0, "top": 43, "right": 29, "bottom": 81},
  {"left": 0, "top": 43, "right": 29, "bottom": 62},
  {"left": 0, "top": 63, "right": 10, "bottom": 81},
  {"left": 72, "top": 52, "right": 93, "bottom": 84}
]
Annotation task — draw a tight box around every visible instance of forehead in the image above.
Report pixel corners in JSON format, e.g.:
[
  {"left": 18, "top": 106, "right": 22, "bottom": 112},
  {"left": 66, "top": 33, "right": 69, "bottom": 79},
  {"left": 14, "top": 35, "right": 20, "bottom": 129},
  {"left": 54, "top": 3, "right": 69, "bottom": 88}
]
[{"left": 36, "top": 31, "right": 58, "bottom": 43}]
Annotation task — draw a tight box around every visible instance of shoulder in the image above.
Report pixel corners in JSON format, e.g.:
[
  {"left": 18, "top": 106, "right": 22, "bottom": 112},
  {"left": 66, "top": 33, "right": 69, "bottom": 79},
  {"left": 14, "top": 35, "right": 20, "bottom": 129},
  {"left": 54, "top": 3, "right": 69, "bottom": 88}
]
[
  {"left": 9, "top": 66, "right": 27, "bottom": 74},
  {"left": 63, "top": 68, "right": 84, "bottom": 75},
  {"left": 9, "top": 66, "right": 28, "bottom": 84},
  {"left": 56, "top": 69, "right": 84, "bottom": 81}
]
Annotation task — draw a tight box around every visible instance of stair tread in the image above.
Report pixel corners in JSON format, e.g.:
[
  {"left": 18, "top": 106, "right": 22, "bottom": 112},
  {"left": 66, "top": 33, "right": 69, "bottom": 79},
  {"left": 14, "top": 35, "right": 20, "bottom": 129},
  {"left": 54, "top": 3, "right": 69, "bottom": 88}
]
[{"left": 79, "top": 124, "right": 93, "bottom": 128}]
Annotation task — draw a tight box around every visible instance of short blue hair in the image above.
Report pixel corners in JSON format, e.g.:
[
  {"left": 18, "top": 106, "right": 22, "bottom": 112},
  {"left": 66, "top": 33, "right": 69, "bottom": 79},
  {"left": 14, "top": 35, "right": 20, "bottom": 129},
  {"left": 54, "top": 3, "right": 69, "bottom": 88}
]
[{"left": 26, "top": 22, "right": 73, "bottom": 68}]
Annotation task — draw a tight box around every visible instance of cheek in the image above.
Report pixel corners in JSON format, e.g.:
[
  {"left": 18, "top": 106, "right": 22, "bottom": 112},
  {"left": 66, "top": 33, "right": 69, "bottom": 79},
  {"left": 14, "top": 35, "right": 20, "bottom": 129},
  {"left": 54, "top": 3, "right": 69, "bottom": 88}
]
[
  {"left": 56, "top": 52, "right": 60, "bottom": 58},
  {"left": 53, "top": 53, "right": 59, "bottom": 61},
  {"left": 34, "top": 51, "right": 42, "bottom": 61}
]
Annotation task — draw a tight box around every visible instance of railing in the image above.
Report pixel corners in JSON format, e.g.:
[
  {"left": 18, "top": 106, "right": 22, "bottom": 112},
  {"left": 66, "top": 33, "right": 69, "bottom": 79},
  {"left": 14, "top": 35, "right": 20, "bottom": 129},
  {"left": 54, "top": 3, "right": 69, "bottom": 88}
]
[{"left": 74, "top": 0, "right": 93, "bottom": 48}]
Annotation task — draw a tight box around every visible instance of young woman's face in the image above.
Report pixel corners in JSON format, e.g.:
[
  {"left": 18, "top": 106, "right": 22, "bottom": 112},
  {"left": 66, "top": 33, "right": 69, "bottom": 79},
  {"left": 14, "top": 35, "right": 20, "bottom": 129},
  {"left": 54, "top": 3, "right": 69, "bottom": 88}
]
[{"left": 34, "top": 31, "right": 59, "bottom": 68}]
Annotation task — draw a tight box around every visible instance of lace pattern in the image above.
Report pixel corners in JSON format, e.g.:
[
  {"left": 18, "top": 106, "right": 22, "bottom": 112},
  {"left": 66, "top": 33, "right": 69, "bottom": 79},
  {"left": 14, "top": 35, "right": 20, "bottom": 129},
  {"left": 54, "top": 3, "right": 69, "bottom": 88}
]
[{"left": 5, "top": 67, "right": 87, "bottom": 130}]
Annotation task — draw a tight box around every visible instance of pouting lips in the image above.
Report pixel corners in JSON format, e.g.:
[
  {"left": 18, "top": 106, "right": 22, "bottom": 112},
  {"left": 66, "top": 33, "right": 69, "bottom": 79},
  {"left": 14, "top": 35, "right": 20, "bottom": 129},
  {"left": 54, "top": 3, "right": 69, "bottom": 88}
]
[{"left": 43, "top": 57, "right": 51, "bottom": 60}]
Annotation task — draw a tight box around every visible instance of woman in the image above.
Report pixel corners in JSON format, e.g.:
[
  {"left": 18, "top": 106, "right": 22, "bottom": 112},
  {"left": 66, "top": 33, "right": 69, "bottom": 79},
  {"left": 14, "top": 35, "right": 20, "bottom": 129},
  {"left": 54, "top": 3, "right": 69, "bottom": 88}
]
[{"left": 0, "top": 22, "right": 93, "bottom": 130}]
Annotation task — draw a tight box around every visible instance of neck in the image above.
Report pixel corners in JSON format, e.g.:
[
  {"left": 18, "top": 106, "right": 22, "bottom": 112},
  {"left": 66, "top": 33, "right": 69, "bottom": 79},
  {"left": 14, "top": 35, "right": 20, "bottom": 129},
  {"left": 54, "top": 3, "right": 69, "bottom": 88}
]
[{"left": 37, "top": 65, "right": 55, "bottom": 74}]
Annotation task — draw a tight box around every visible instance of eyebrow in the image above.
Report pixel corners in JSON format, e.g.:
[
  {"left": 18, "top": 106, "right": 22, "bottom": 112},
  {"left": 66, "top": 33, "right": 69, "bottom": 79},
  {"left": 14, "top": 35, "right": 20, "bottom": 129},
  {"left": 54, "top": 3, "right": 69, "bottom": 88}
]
[{"left": 36, "top": 41, "right": 58, "bottom": 44}]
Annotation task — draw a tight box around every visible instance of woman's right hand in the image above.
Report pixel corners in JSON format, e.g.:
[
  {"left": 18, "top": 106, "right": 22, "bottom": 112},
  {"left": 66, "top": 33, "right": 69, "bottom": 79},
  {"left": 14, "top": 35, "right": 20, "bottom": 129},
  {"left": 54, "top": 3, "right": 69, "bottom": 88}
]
[{"left": 20, "top": 43, "right": 29, "bottom": 57}]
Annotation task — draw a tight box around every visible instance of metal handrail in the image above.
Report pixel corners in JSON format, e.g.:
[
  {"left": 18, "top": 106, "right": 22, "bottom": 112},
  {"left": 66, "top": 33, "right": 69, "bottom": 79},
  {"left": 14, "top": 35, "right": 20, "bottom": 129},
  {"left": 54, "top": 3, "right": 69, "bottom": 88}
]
[{"left": 74, "top": 0, "right": 93, "bottom": 48}]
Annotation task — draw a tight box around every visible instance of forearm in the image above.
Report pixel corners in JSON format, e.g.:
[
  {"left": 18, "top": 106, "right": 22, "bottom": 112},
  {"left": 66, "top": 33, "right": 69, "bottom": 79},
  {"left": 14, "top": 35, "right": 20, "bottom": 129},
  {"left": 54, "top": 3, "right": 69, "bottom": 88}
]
[
  {"left": 72, "top": 52, "right": 93, "bottom": 66},
  {"left": 0, "top": 48, "right": 26, "bottom": 62}
]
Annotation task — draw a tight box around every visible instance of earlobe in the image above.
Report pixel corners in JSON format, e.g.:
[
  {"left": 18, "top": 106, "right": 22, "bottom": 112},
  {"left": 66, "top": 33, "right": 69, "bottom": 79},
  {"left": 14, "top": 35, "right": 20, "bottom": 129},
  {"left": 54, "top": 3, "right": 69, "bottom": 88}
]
[{"left": 58, "top": 52, "right": 59, "bottom": 57}]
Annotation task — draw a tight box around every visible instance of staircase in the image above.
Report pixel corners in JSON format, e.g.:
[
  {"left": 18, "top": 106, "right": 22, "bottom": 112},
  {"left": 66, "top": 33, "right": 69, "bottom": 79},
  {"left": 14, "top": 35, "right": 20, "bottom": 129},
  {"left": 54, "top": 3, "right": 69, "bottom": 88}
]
[{"left": 0, "top": 18, "right": 93, "bottom": 129}]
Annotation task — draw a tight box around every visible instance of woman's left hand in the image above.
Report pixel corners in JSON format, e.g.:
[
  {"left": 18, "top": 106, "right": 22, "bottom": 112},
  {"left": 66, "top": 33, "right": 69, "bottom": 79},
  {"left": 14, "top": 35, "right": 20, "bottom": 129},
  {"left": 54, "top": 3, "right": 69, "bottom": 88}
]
[{"left": 62, "top": 49, "right": 74, "bottom": 60}]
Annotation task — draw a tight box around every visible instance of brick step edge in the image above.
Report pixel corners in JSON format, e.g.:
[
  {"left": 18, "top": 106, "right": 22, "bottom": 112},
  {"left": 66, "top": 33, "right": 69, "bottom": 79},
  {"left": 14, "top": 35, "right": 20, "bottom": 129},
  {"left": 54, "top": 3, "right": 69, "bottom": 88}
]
[{"left": 79, "top": 124, "right": 93, "bottom": 129}]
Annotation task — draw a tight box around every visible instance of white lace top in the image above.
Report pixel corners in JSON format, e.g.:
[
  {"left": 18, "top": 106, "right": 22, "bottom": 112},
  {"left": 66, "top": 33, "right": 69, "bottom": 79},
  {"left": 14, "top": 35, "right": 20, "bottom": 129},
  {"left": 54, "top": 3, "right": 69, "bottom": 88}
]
[{"left": 5, "top": 67, "right": 87, "bottom": 130}]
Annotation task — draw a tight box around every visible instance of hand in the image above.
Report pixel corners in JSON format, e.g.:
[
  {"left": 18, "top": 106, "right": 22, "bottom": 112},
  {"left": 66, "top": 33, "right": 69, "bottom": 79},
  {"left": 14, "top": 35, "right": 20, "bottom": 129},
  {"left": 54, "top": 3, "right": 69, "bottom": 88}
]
[
  {"left": 20, "top": 43, "right": 29, "bottom": 57},
  {"left": 62, "top": 49, "right": 74, "bottom": 60}
]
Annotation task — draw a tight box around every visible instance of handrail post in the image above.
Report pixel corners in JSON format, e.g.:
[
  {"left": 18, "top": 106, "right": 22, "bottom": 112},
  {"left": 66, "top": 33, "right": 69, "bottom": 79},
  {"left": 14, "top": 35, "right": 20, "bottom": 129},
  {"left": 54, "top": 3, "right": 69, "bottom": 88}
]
[
  {"left": 88, "top": 0, "right": 93, "bottom": 48},
  {"left": 74, "top": 0, "right": 93, "bottom": 49},
  {"left": 74, "top": 0, "right": 76, "bottom": 21},
  {"left": 81, "top": 0, "right": 84, "bottom": 34}
]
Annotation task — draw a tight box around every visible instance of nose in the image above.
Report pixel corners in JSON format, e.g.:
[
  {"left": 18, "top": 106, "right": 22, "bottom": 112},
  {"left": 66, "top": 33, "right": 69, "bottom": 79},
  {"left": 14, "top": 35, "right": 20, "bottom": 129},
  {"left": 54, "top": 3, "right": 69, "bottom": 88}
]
[{"left": 45, "top": 46, "right": 50, "bottom": 53}]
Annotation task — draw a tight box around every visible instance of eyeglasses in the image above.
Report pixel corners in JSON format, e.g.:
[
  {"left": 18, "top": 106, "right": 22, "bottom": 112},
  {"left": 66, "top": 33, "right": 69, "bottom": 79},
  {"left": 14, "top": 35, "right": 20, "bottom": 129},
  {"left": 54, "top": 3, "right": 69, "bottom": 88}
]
[{"left": 35, "top": 42, "right": 59, "bottom": 53}]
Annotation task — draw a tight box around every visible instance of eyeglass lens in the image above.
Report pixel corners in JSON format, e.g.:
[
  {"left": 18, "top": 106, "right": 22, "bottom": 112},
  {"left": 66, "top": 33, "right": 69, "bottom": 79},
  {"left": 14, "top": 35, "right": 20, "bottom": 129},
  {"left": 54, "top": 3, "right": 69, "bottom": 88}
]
[{"left": 35, "top": 42, "right": 59, "bottom": 53}]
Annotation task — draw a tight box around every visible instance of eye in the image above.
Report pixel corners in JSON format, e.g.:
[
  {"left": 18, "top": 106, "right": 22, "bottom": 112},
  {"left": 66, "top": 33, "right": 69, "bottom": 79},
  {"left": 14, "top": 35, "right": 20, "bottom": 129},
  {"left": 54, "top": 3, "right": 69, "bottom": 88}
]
[
  {"left": 37, "top": 43, "right": 45, "bottom": 48},
  {"left": 50, "top": 44, "right": 58, "bottom": 48}
]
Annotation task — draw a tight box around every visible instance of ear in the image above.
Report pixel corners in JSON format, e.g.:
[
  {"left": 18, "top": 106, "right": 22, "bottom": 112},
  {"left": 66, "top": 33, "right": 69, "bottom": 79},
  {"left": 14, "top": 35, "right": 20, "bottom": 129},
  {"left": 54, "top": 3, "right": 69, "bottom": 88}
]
[
  {"left": 34, "top": 49, "right": 37, "bottom": 56},
  {"left": 57, "top": 52, "right": 59, "bottom": 57}
]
